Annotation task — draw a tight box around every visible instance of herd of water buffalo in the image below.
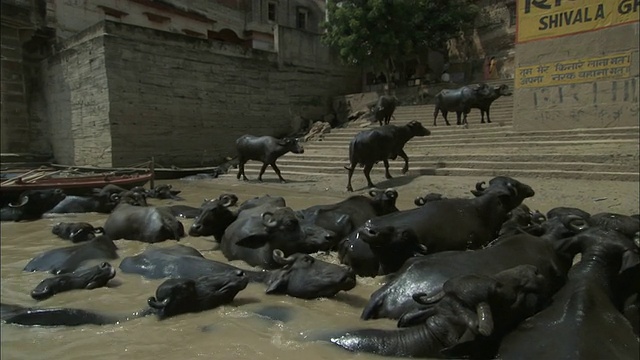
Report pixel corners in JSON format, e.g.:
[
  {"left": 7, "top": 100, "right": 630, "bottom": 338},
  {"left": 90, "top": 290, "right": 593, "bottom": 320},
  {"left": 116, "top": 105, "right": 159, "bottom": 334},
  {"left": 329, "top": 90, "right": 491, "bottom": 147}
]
[{"left": 0, "top": 174, "right": 638, "bottom": 358}]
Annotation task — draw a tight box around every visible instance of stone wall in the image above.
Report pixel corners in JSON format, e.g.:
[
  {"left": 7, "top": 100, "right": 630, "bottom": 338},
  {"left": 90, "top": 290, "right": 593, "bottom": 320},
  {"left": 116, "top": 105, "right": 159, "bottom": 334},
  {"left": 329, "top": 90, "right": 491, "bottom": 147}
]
[
  {"left": 102, "top": 21, "right": 359, "bottom": 167},
  {"left": 514, "top": 23, "right": 640, "bottom": 131},
  {"left": 41, "top": 23, "right": 112, "bottom": 166}
]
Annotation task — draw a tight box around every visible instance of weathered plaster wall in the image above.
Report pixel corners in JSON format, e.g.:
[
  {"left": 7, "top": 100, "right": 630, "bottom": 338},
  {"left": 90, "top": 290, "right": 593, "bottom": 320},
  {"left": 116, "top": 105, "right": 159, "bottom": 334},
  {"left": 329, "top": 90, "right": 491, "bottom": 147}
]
[
  {"left": 102, "top": 21, "right": 359, "bottom": 167},
  {"left": 41, "top": 23, "right": 112, "bottom": 166},
  {"left": 514, "top": 23, "right": 640, "bottom": 131}
]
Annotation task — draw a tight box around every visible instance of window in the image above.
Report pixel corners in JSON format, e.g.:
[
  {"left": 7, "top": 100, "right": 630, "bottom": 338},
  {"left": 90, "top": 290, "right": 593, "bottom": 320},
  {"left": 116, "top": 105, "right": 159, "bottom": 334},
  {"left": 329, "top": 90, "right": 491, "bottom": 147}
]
[
  {"left": 507, "top": 3, "right": 516, "bottom": 27},
  {"left": 268, "top": 2, "right": 277, "bottom": 22},
  {"left": 296, "top": 7, "right": 308, "bottom": 29}
]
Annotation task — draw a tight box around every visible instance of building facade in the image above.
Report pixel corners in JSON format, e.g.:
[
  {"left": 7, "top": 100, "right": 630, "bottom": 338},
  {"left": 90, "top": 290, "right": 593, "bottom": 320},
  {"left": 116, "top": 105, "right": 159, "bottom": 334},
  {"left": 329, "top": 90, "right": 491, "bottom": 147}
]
[
  {"left": 1, "top": 0, "right": 363, "bottom": 166},
  {"left": 513, "top": 0, "right": 639, "bottom": 130}
]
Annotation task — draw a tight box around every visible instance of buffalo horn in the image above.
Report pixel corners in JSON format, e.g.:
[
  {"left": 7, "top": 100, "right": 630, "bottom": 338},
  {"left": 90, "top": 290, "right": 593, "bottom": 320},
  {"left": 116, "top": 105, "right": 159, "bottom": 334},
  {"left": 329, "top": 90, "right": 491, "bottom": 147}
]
[
  {"left": 8, "top": 196, "right": 29, "bottom": 208},
  {"left": 476, "top": 302, "right": 494, "bottom": 337},
  {"left": 220, "top": 195, "right": 235, "bottom": 207},
  {"left": 475, "top": 181, "right": 486, "bottom": 192},
  {"left": 384, "top": 188, "right": 398, "bottom": 199},
  {"left": 147, "top": 296, "right": 170, "bottom": 309},
  {"left": 368, "top": 189, "right": 380, "bottom": 197},
  {"left": 261, "top": 212, "right": 278, "bottom": 228},
  {"left": 414, "top": 197, "right": 426, "bottom": 206},
  {"left": 564, "top": 214, "right": 589, "bottom": 232},
  {"left": 272, "top": 249, "right": 295, "bottom": 265},
  {"left": 412, "top": 291, "right": 444, "bottom": 305},
  {"left": 109, "top": 193, "right": 120, "bottom": 202}
]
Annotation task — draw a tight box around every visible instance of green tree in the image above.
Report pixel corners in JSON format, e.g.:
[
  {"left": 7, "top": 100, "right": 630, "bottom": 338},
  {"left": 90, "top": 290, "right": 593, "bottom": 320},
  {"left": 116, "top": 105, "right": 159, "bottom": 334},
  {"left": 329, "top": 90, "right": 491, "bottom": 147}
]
[{"left": 322, "top": 0, "right": 479, "bottom": 88}]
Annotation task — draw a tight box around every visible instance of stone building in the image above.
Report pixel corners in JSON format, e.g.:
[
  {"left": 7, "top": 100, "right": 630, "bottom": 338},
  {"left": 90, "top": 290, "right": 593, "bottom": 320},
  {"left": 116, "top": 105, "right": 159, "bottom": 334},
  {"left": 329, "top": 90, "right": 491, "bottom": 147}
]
[{"left": 1, "top": 0, "right": 360, "bottom": 166}]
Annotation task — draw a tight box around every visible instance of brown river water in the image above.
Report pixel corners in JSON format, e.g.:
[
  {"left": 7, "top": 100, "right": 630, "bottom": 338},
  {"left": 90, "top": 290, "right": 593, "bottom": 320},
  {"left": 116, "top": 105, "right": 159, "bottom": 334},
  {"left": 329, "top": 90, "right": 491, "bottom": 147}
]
[{"left": 1, "top": 178, "right": 410, "bottom": 360}]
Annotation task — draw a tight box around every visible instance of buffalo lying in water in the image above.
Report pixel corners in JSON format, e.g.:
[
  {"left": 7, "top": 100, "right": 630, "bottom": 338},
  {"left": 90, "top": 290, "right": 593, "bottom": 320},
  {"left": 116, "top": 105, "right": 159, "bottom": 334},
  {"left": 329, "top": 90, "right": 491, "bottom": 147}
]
[{"left": 30, "top": 262, "right": 116, "bottom": 300}]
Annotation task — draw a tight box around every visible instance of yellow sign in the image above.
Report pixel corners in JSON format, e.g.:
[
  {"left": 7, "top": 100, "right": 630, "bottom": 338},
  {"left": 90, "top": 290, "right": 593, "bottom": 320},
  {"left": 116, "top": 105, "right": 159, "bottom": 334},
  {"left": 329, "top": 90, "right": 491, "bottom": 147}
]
[
  {"left": 516, "top": 52, "right": 632, "bottom": 88},
  {"left": 517, "top": 0, "right": 640, "bottom": 43}
]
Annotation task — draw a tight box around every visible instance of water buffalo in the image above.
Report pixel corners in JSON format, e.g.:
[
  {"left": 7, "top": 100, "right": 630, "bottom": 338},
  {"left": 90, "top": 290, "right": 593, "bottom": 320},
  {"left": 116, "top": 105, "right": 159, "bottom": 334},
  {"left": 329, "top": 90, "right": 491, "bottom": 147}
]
[
  {"left": 297, "top": 188, "right": 400, "bottom": 246},
  {"left": 255, "top": 250, "right": 356, "bottom": 299},
  {"left": 24, "top": 235, "right": 119, "bottom": 275},
  {"left": 188, "top": 194, "right": 239, "bottom": 240},
  {"left": 235, "top": 135, "right": 304, "bottom": 183},
  {"left": 414, "top": 192, "right": 447, "bottom": 206},
  {"left": 330, "top": 265, "right": 548, "bottom": 358},
  {"left": 103, "top": 203, "right": 185, "bottom": 243},
  {"left": 120, "top": 245, "right": 355, "bottom": 299},
  {"left": 467, "top": 84, "right": 512, "bottom": 124},
  {"left": 433, "top": 83, "right": 503, "bottom": 126},
  {"left": 345, "top": 120, "right": 431, "bottom": 192},
  {"left": 132, "top": 184, "right": 183, "bottom": 200},
  {"left": 2, "top": 271, "right": 248, "bottom": 326},
  {"left": 52, "top": 222, "right": 105, "bottom": 243},
  {"left": 342, "top": 177, "right": 534, "bottom": 276},
  {"left": 373, "top": 95, "right": 399, "bottom": 126},
  {"left": 119, "top": 244, "right": 243, "bottom": 279},
  {"left": 221, "top": 200, "right": 335, "bottom": 269},
  {"left": 0, "top": 189, "right": 66, "bottom": 221},
  {"left": 359, "top": 214, "right": 585, "bottom": 320},
  {"left": 30, "top": 262, "right": 116, "bottom": 300},
  {"left": 47, "top": 192, "right": 119, "bottom": 214},
  {"left": 147, "top": 271, "right": 249, "bottom": 319},
  {"left": 498, "top": 227, "right": 640, "bottom": 360}
]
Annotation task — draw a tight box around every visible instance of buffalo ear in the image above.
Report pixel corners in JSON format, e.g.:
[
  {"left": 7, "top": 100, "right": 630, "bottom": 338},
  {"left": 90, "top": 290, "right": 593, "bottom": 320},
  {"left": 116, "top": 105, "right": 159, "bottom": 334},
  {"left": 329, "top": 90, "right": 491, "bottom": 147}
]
[{"left": 265, "top": 273, "right": 289, "bottom": 294}]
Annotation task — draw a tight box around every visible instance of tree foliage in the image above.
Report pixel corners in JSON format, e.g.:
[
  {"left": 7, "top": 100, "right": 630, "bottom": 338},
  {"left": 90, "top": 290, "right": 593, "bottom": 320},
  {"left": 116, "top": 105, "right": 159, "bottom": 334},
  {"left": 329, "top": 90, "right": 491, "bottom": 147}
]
[{"left": 322, "top": 0, "right": 479, "bottom": 82}]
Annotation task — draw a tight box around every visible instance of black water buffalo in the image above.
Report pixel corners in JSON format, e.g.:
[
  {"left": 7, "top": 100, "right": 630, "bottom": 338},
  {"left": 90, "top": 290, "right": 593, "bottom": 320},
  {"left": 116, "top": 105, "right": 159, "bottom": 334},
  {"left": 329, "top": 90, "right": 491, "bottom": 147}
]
[
  {"left": 345, "top": 120, "right": 431, "bottom": 192},
  {"left": 373, "top": 95, "right": 399, "bottom": 126},
  {"left": 255, "top": 250, "right": 356, "bottom": 299},
  {"left": 133, "top": 184, "right": 182, "bottom": 200},
  {"left": 297, "top": 188, "right": 400, "bottom": 246},
  {"left": 24, "top": 235, "right": 119, "bottom": 275},
  {"left": 342, "top": 177, "right": 534, "bottom": 276},
  {"left": 52, "top": 222, "right": 105, "bottom": 243},
  {"left": 588, "top": 212, "right": 640, "bottom": 239},
  {"left": 330, "top": 265, "right": 548, "bottom": 358},
  {"left": 147, "top": 271, "right": 248, "bottom": 319},
  {"left": 221, "top": 200, "right": 334, "bottom": 269},
  {"left": 414, "top": 192, "right": 447, "bottom": 206},
  {"left": 103, "top": 203, "right": 185, "bottom": 243},
  {"left": 188, "top": 194, "right": 240, "bottom": 240},
  {"left": 1, "top": 271, "right": 247, "bottom": 326},
  {"left": 120, "top": 245, "right": 356, "bottom": 299},
  {"left": 0, "top": 302, "right": 122, "bottom": 326},
  {"left": 119, "top": 244, "right": 243, "bottom": 279},
  {"left": 30, "top": 262, "right": 116, "bottom": 300},
  {"left": 236, "top": 135, "right": 304, "bottom": 183},
  {"left": 498, "top": 227, "right": 640, "bottom": 360},
  {"left": 360, "top": 214, "right": 584, "bottom": 321},
  {"left": 47, "top": 193, "right": 119, "bottom": 214},
  {"left": 467, "top": 83, "right": 512, "bottom": 125},
  {"left": 433, "top": 83, "right": 503, "bottom": 126},
  {"left": 1, "top": 189, "right": 66, "bottom": 221}
]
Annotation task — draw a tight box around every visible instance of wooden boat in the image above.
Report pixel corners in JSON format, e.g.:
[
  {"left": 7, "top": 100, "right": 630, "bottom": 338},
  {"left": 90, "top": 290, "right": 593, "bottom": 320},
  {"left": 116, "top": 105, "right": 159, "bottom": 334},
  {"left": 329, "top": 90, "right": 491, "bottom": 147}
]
[
  {"left": 0, "top": 169, "right": 154, "bottom": 201},
  {"left": 48, "top": 163, "right": 221, "bottom": 180}
]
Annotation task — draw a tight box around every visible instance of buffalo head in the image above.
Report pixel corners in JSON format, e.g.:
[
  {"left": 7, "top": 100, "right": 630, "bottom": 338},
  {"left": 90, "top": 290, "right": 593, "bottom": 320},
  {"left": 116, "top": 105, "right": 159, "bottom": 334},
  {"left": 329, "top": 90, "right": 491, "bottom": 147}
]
[
  {"left": 189, "top": 194, "right": 238, "bottom": 240},
  {"left": 406, "top": 120, "right": 431, "bottom": 137},
  {"left": 6, "top": 189, "right": 66, "bottom": 221},
  {"left": 278, "top": 137, "right": 304, "bottom": 154},
  {"left": 148, "top": 270, "right": 248, "bottom": 319},
  {"left": 368, "top": 188, "right": 400, "bottom": 214},
  {"left": 265, "top": 249, "right": 356, "bottom": 299},
  {"left": 471, "top": 176, "right": 534, "bottom": 211}
]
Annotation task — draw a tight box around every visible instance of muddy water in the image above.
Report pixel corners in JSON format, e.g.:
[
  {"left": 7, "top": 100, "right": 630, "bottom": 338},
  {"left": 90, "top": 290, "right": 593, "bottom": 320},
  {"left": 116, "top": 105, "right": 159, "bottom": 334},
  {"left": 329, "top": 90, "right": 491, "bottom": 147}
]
[{"left": 1, "top": 179, "right": 411, "bottom": 360}]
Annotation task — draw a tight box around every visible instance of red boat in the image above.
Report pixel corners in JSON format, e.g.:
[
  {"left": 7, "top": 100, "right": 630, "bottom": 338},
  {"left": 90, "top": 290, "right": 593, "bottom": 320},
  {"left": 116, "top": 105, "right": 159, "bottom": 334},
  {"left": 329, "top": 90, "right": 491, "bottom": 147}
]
[{"left": 0, "top": 169, "right": 154, "bottom": 201}]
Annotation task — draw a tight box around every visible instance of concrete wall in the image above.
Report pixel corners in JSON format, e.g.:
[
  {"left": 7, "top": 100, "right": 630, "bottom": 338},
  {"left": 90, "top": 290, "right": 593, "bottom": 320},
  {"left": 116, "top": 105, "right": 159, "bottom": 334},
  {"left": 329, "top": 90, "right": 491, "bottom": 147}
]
[
  {"left": 41, "top": 23, "right": 112, "bottom": 166},
  {"left": 102, "top": 21, "right": 359, "bottom": 167},
  {"left": 514, "top": 23, "right": 640, "bottom": 131}
]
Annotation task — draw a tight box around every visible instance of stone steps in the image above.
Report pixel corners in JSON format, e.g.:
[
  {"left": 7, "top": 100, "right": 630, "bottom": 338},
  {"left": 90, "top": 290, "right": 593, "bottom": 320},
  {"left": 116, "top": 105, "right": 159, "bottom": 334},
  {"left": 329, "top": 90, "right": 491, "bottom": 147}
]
[{"left": 231, "top": 83, "right": 638, "bottom": 183}]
